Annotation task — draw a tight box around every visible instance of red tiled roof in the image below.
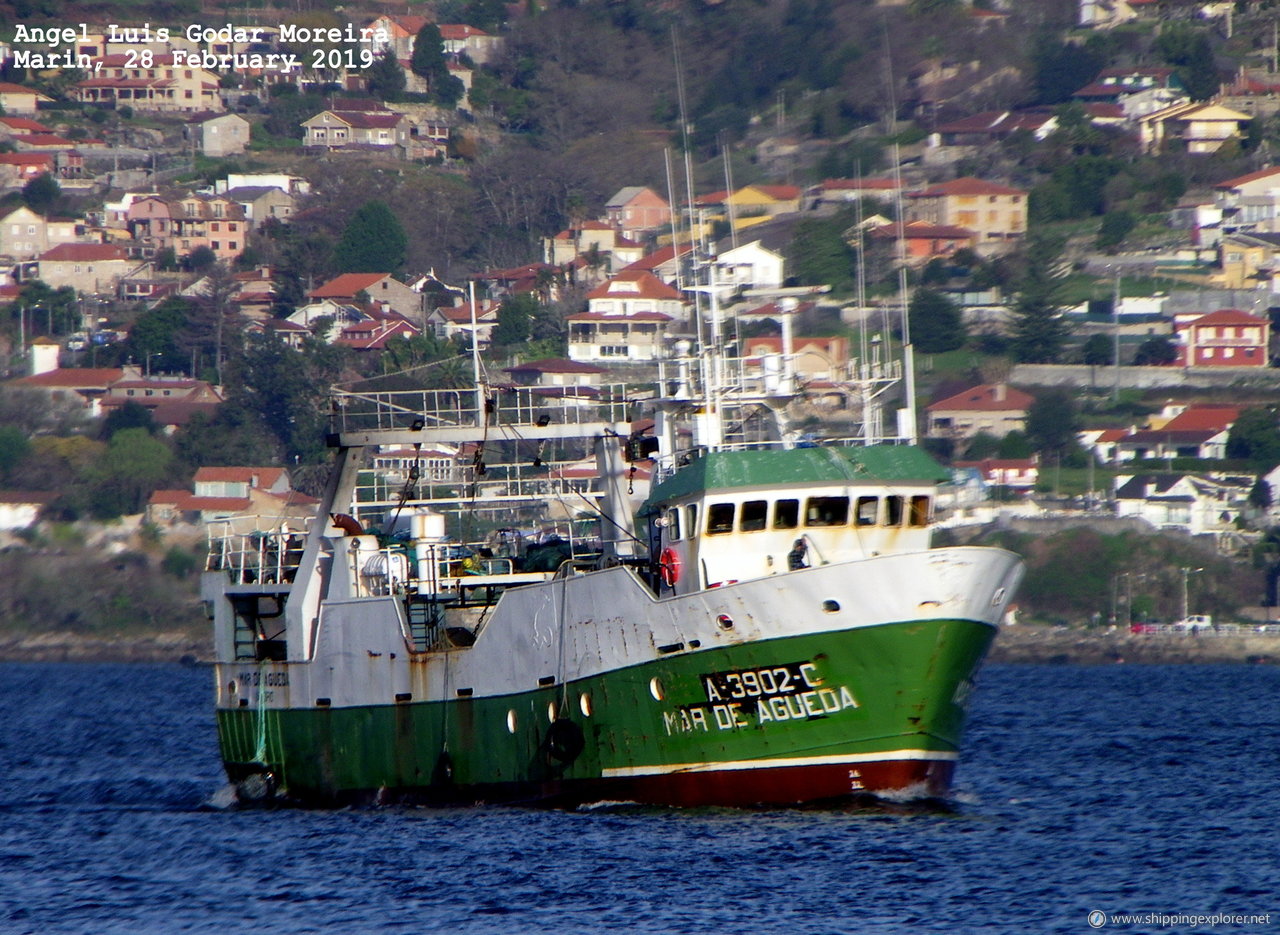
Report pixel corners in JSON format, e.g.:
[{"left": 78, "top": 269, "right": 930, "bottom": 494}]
[
  {"left": 1161, "top": 406, "right": 1240, "bottom": 432},
  {"left": 586, "top": 271, "right": 682, "bottom": 301},
  {"left": 0, "top": 82, "right": 46, "bottom": 95},
  {"left": 15, "top": 134, "right": 75, "bottom": 147},
  {"left": 0, "top": 116, "right": 52, "bottom": 132},
  {"left": 439, "top": 23, "right": 490, "bottom": 39},
  {"left": 871, "top": 221, "right": 976, "bottom": 240},
  {"left": 309, "top": 273, "right": 389, "bottom": 298},
  {"left": 11, "top": 367, "right": 124, "bottom": 389},
  {"left": 39, "top": 243, "right": 128, "bottom": 262},
  {"left": 0, "top": 153, "right": 54, "bottom": 167},
  {"left": 910, "top": 176, "right": 1025, "bottom": 197},
  {"left": 1214, "top": 167, "right": 1280, "bottom": 190},
  {"left": 927, "top": 383, "right": 1034, "bottom": 412},
  {"left": 621, "top": 244, "right": 692, "bottom": 274},
  {"left": 1184, "top": 308, "right": 1268, "bottom": 326},
  {"left": 193, "top": 466, "right": 286, "bottom": 486}
]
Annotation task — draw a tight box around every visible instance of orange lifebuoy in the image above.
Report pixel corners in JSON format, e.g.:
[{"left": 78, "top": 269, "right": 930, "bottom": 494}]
[{"left": 659, "top": 547, "right": 681, "bottom": 587}]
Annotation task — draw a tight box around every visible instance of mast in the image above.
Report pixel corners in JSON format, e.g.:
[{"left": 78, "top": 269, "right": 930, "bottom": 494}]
[{"left": 891, "top": 144, "right": 918, "bottom": 445}]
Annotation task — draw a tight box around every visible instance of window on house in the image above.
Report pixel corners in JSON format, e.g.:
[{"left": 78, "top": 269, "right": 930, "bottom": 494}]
[
  {"left": 773, "top": 499, "right": 799, "bottom": 529},
  {"left": 739, "top": 500, "right": 768, "bottom": 532},
  {"left": 805, "top": 496, "right": 849, "bottom": 526},
  {"left": 707, "top": 503, "right": 735, "bottom": 534}
]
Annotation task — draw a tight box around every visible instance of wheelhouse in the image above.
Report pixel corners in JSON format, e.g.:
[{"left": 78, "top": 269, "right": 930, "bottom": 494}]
[{"left": 642, "top": 445, "right": 950, "bottom": 595}]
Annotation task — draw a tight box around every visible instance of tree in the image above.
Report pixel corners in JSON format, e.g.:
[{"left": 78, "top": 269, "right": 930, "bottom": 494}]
[
  {"left": 1081, "top": 334, "right": 1114, "bottom": 366},
  {"left": 334, "top": 201, "right": 407, "bottom": 274},
  {"left": 493, "top": 293, "right": 537, "bottom": 346},
  {"left": 0, "top": 425, "right": 30, "bottom": 482},
  {"left": 1132, "top": 336, "right": 1178, "bottom": 366},
  {"left": 100, "top": 401, "right": 156, "bottom": 439},
  {"left": 788, "top": 213, "right": 855, "bottom": 291},
  {"left": 366, "top": 48, "right": 406, "bottom": 101},
  {"left": 1156, "top": 24, "right": 1219, "bottom": 102},
  {"left": 1249, "top": 478, "right": 1273, "bottom": 512},
  {"left": 909, "top": 288, "right": 966, "bottom": 354},
  {"left": 21, "top": 172, "right": 60, "bottom": 214},
  {"left": 1009, "top": 238, "right": 1071, "bottom": 363},
  {"left": 1096, "top": 210, "right": 1136, "bottom": 251},
  {"left": 411, "top": 23, "right": 465, "bottom": 107},
  {"left": 83, "top": 427, "right": 174, "bottom": 518},
  {"left": 1226, "top": 408, "right": 1280, "bottom": 466},
  {"left": 186, "top": 245, "right": 217, "bottom": 272},
  {"left": 1025, "top": 390, "right": 1080, "bottom": 459}
]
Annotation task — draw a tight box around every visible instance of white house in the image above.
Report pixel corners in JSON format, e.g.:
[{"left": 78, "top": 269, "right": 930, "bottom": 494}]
[
  {"left": 713, "top": 240, "right": 785, "bottom": 295},
  {"left": 1113, "top": 472, "right": 1253, "bottom": 537}
]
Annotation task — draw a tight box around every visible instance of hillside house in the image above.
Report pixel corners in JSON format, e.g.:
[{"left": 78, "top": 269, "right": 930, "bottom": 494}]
[
  {"left": 925, "top": 382, "right": 1035, "bottom": 442},
  {"left": 0, "top": 207, "right": 83, "bottom": 260},
  {"left": 1113, "top": 472, "right": 1253, "bottom": 537},
  {"left": 586, "top": 271, "right": 687, "bottom": 321},
  {"left": 604, "top": 187, "right": 671, "bottom": 240},
  {"left": 34, "top": 243, "right": 134, "bottom": 293},
  {"left": 1213, "top": 166, "right": 1280, "bottom": 234},
  {"left": 953, "top": 457, "right": 1040, "bottom": 491},
  {"left": 713, "top": 241, "right": 786, "bottom": 295},
  {"left": 503, "top": 358, "right": 606, "bottom": 389},
  {"left": 1139, "top": 102, "right": 1252, "bottom": 155},
  {"left": 185, "top": 113, "right": 250, "bottom": 157},
  {"left": 71, "top": 55, "right": 221, "bottom": 112},
  {"left": 869, "top": 220, "right": 977, "bottom": 266},
  {"left": 906, "top": 177, "right": 1027, "bottom": 253},
  {"left": 0, "top": 82, "right": 53, "bottom": 115},
  {"left": 1172, "top": 308, "right": 1269, "bottom": 367},
  {"left": 302, "top": 102, "right": 409, "bottom": 155},
  {"left": 307, "top": 273, "right": 422, "bottom": 320},
  {"left": 567, "top": 310, "right": 672, "bottom": 364}
]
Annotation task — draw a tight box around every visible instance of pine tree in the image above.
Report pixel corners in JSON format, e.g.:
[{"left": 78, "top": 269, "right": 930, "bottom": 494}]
[
  {"left": 1009, "top": 237, "right": 1071, "bottom": 363},
  {"left": 334, "top": 201, "right": 407, "bottom": 274},
  {"left": 909, "top": 288, "right": 966, "bottom": 354}
]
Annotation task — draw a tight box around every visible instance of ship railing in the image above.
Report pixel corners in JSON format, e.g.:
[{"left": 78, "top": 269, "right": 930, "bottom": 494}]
[
  {"left": 329, "top": 383, "right": 634, "bottom": 435},
  {"left": 206, "top": 518, "right": 312, "bottom": 586}
]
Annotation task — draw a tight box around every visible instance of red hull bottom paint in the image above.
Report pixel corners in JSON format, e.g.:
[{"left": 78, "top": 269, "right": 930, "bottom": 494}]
[{"left": 240, "top": 757, "right": 957, "bottom": 810}]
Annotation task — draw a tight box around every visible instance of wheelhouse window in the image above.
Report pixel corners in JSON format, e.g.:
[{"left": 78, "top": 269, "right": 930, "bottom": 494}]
[
  {"left": 855, "top": 496, "right": 878, "bottom": 526},
  {"left": 773, "top": 499, "right": 799, "bottom": 529},
  {"left": 885, "top": 495, "right": 904, "bottom": 526},
  {"left": 740, "top": 500, "right": 768, "bottom": 532},
  {"left": 686, "top": 504, "right": 697, "bottom": 537},
  {"left": 707, "top": 503, "right": 735, "bottom": 535},
  {"left": 910, "top": 495, "right": 930, "bottom": 527},
  {"left": 805, "top": 496, "right": 849, "bottom": 527},
  {"left": 666, "top": 508, "right": 681, "bottom": 540}
]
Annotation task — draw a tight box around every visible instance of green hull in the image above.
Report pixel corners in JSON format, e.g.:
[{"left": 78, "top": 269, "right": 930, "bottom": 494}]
[{"left": 217, "top": 617, "right": 995, "bottom": 807}]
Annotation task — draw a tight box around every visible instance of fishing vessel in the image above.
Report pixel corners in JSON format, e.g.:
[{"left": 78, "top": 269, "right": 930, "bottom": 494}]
[{"left": 203, "top": 295, "right": 1022, "bottom": 808}]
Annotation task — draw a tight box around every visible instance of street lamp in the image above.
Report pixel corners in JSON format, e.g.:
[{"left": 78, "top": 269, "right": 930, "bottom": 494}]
[{"left": 1180, "top": 566, "right": 1204, "bottom": 623}]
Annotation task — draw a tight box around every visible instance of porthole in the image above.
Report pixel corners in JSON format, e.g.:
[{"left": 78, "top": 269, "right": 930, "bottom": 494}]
[
  {"left": 506, "top": 709, "right": 518, "bottom": 734},
  {"left": 228, "top": 680, "right": 237, "bottom": 695},
  {"left": 579, "top": 692, "right": 593, "bottom": 718},
  {"left": 822, "top": 600, "right": 841, "bottom": 614},
  {"left": 547, "top": 700, "right": 558, "bottom": 723},
  {"left": 991, "top": 587, "right": 1006, "bottom": 606},
  {"left": 649, "top": 677, "right": 665, "bottom": 701},
  {"left": 716, "top": 614, "right": 734, "bottom": 630}
]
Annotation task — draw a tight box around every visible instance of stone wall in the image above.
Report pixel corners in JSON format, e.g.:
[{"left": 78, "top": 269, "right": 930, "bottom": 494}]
[{"left": 1010, "top": 364, "right": 1280, "bottom": 391}]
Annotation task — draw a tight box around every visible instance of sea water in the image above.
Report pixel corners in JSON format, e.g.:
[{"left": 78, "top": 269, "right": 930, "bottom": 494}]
[{"left": 0, "top": 662, "right": 1276, "bottom": 934}]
